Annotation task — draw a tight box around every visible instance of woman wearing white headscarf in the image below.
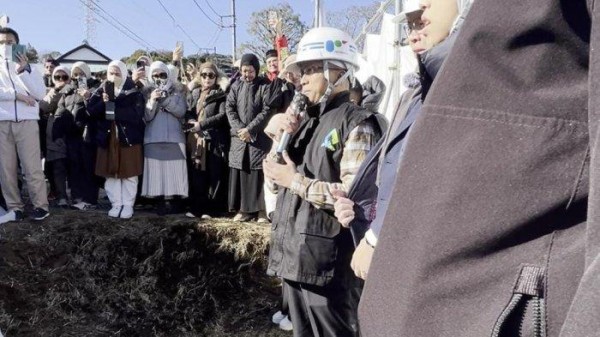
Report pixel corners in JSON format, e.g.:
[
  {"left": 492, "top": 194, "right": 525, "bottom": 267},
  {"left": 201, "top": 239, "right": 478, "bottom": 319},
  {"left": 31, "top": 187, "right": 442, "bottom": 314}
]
[
  {"left": 87, "top": 60, "right": 145, "bottom": 219},
  {"left": 140, "top": 61, "right": 188, "bottom": 215}
]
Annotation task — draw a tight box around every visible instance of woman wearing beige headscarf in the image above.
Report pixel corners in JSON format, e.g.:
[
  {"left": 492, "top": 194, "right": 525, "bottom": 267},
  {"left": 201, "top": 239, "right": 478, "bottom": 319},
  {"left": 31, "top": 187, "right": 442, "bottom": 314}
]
[{"left": 184, "top": 62, "right": 230, "bottom": 218}]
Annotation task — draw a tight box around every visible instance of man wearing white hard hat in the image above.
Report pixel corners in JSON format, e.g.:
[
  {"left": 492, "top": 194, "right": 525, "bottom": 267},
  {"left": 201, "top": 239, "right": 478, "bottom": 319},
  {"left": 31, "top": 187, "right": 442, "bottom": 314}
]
[{"left": 263, "top": 26, "right": 384, "bottom": 336}]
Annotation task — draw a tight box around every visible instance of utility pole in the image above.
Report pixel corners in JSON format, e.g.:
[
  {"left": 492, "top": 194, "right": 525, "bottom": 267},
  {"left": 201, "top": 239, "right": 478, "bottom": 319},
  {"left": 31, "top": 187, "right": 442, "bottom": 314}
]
[
  {"left": 231, "top": 0, "right": 237, "bottom": 63},
  {"left": 314, "top": 0, "right": 323, "bottom": 27}
]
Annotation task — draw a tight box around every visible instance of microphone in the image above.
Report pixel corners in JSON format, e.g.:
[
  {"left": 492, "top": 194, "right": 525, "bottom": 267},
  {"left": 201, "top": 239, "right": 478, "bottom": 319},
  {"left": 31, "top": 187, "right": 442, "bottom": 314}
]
[{"left": 275, "top": 92, "right": 308, "bottom": 163}]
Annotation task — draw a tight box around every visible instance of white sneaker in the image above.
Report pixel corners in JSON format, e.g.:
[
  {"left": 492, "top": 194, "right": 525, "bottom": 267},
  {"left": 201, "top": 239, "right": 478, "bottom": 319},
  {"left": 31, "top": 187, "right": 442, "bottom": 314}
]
[
  {"left": 120, "top": 205, "right": 134, "bottom": 219},
  {"left": 201, "top": 214, "right": 212, "bottom": 219},
  {"left": 0, "top": 210, "right": 16, "bottom": 225},
  {"left": 272, "top": 311, "right": 286, "bottom": 324},
  {"left": 278, "top": 316, "right": 293, "bottom": 331},
  {"left": 185, "top": 212, "right": 196, "bottom": 218},
  {"left": 58, "top": 198, "right": 69, "bottom": 207},
  {"left": 72, "top": 201, "right": 91, "bottom": 210},
  {"left": 108, "top": 206, "right": 122, "bottom": 218}
]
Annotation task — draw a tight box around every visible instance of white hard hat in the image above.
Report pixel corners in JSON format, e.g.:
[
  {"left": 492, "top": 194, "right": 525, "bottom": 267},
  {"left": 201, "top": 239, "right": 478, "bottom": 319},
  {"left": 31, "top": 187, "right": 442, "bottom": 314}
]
[{"left": 293, "top": 26, "right": 359, "bottom": 71}]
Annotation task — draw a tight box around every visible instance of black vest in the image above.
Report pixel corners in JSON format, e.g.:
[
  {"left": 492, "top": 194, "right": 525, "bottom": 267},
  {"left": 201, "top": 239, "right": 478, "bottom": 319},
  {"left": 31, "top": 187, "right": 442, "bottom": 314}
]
[{"left": 267, "top": 92, "right": 382, "bottom": 286}]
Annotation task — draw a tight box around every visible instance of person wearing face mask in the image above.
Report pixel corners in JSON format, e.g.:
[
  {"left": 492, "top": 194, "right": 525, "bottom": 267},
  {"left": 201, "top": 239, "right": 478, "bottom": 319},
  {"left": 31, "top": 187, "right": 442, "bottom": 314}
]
[
  {"left": 226, "top": 53, "right": 273, "bottom": 222},
  {"left": 87, "top": 60, "right": 145, "bottom": 219},
  {"left": 39, "top": 66, "right": 73, "bottom": 208},
  {"left": 0, "top": 26, "right": 49, "bottom": 224},
  {"left": 51, "top": 61, "right": 101, "bottom": 211},
  {"left": 262, "top": 27, "right": 384, "bottom": 337},
  {"left": 332, "top": 0, "right": 472, "bottom": 285},
  {"left": 140, "top": 61, "right": 188, "bottom": 215},
  {"left": 184, "top": 62, "right": 230, "bottom": 219}
]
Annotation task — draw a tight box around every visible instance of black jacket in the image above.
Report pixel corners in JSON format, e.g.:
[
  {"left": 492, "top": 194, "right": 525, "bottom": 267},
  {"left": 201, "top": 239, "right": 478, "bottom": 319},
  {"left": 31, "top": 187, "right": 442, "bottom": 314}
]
[
  {"left": 186, "top": 86, "right": 230, "bottom": 158},
  {"left": 225, "top": 77, "right": 273, "bottom": 170},
  {"left": 267, "top": 92, "right": 382, "bottom": 286},
  {"left": 359, "top": 0, "right": 591, "bottom": 336},
  {"left": 87, "top": 78, "right": 146, "bottom": 148},
  {"left": 52, "top": 85, "right": 87, "bottom": 141}
]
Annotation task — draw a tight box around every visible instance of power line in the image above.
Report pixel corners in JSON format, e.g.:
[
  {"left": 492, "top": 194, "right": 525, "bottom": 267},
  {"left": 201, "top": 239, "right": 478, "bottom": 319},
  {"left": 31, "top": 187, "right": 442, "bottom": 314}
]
[
  {"left": 78, "top": 0, "right": 151, "bottom": 50},
  {"left": 191, "top": 0, "right": 223, "bottom": 28},
  {"left": 204, "top": 0, "right": 223, "bottom": 17},
  {"left": 207, "top": 27, "right": 223, "bottom": 47},
  {"left": 89, "top": 0, "right": 159, "bottom": 50},
  {"left": 156, "top": 0, "right": 203, "bottom": 50}
]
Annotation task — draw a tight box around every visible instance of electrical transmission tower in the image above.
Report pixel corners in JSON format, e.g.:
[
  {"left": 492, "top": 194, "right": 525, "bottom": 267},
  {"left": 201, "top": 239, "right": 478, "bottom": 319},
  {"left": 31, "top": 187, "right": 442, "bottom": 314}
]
[{"left": 84, "top": 0, "right": 97, "bottom": 45}]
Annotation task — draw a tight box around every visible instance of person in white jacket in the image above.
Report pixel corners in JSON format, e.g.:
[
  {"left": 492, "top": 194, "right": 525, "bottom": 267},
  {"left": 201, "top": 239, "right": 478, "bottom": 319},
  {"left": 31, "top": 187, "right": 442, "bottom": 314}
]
[{"left": 0, "top": 26, "right": 49, "bottom": 223}]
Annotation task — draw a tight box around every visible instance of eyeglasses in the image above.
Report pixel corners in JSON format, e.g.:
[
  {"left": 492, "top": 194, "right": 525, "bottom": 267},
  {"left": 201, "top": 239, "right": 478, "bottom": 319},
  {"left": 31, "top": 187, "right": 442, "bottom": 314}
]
[
  {"left": 53, "top": 75, "right": 69, "bottom": 81},
  {"left": 152, "top": 73, "right": 168, "bottom": 79},
  {"left": 200, "top": 72, "right": 216, "bottom": 79},
  {"left": 300, "top": 65, "right": 323, "bottom": 77},
  {"left": 108, "top": 72, "right": 121, "bottom": 76}
]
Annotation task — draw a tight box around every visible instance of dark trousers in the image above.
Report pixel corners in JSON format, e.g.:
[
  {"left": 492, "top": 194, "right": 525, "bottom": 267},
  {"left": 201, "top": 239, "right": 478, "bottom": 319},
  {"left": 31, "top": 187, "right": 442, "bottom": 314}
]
[
  {"left": 284, "top": 276, "right": 362, "bottom": 337},
  {"left": 48, "top": 158, "right": 68, "bottom": 201},
  {"left": 68, "top": 141, "right": 99, "bottom": 204},
  {"left": 188, "top": 152, "right": 228, "bottom": 216}
]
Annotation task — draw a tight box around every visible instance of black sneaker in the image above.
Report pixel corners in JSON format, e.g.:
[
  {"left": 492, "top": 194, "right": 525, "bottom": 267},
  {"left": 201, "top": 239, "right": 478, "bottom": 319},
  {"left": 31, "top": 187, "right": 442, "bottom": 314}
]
[
  {"left": 14, "top": 210, "right": 25, "bottom": 221},
  {"left": 32, "top": 208, "right": 50, "bottom": 221}
]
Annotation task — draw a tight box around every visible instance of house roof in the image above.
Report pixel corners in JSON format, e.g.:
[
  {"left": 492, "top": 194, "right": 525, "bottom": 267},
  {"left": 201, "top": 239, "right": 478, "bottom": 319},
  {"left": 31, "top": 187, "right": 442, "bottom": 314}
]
[{"left": 56, "top": 43, "right": 112, "bottom": 64}]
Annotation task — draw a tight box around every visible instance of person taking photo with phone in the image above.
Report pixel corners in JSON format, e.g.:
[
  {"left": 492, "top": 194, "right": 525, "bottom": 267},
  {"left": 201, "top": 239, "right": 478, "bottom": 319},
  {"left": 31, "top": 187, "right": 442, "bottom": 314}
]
[
  {"left": 39, "top": 65, "right": 72, "bottom": 208},
  {"left": 140, "top": 61, "right": 188, "bottom": 215},
  {"left": 0, "top": 25, "right": 49, "bottom": 224},
  {"left": 87, "top": 60, "right": 145, "bottom": 219}
]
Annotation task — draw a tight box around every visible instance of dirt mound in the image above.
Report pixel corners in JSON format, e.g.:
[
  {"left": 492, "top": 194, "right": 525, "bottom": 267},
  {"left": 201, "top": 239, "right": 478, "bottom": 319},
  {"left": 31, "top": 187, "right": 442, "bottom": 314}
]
[{"left": 0, "top": 210, "right": 289, "bottom": 337}]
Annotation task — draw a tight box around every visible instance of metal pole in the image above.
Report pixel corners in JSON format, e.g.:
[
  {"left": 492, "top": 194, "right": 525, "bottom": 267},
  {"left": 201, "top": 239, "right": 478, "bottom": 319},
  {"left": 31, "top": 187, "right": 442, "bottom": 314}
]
[
  {"left": 314, "top": 0, "right": 321, "bottom": 28},
  {"left": 231, "top": 0, "right": 237, "bottom": 63}
]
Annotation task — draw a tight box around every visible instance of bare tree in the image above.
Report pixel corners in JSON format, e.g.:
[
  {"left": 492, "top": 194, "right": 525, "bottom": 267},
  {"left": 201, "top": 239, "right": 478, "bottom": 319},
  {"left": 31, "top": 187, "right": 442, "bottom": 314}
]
[
  {"left": 327, "top": 2, "right": 381, "bottom": 50},
  {"left": 240, "top": 3, "right": 308, "bottom": 62}
]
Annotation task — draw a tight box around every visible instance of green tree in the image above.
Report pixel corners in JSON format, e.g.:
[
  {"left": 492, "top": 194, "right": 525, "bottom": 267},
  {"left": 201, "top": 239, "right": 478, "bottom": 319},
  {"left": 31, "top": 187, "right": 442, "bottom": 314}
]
[
  {"left": 240, "top": 3, "right": 308, "bottom": 62},
  {"left": 121, "top": 49, "right": 172, "bottom": 65}
]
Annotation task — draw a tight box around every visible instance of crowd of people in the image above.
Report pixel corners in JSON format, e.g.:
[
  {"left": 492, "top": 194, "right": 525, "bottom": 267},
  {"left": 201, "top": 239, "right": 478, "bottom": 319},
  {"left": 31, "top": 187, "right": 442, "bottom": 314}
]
[
  {"left": 4, "top": 0, "right": 600, "bottom": 336},
  {"left": 0, "top": 28, "right": 317, "bottom": 222}
]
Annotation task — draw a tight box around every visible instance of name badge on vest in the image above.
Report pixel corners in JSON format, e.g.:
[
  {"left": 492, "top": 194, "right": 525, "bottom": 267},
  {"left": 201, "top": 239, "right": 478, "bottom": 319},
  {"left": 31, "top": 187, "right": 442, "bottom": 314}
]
[{"left": 321, "top": 128, "right": 340, "bottom": 151}]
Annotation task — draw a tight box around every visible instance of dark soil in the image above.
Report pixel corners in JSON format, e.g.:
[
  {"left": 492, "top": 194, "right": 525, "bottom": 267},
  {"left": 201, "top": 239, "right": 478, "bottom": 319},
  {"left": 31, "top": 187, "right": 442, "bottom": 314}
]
[{"left": 0, "top": 209, "right": 291, "bottom": 337}]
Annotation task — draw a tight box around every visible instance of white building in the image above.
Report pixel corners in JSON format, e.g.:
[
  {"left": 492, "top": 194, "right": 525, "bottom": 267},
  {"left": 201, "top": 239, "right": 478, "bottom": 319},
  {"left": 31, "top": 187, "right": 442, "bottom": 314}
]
[{"left": 56, "top": 43, "right": 112, "bottom": 74}]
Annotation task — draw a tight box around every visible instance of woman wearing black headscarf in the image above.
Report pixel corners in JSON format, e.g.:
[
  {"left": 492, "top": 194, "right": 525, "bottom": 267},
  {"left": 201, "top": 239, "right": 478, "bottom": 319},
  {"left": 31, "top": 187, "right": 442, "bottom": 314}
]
[{"left": 225, "top": 53, "right": 273, "bottom": 222}]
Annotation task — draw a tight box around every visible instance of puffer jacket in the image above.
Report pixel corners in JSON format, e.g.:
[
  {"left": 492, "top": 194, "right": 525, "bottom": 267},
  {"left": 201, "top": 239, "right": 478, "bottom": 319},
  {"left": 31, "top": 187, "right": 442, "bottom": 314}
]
[
  {"left": 225, "top": 76, "right": 273, "bottom": 170},
  {"left": 143, "top": 83, "right": 187, "bottom": 145},
  {"left": 0, "top": 59, "right": 46, "bottom": 121},
  {"left": 52, "top": 85, "right": 87, "bottom": 141}
]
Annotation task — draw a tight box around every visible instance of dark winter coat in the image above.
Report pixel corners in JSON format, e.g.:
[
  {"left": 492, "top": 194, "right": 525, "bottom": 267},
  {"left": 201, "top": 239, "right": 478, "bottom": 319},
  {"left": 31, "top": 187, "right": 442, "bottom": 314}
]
[
  {"left": 87, "top": 78, "right": 146, "bottom": 148},
  {"left": 265, "top": 76, "right": 295, "bottom": 113},
  {"left": 359, "top": 0, "right": 591, "bottom": 336},
  {"left": 360, "top": 76, "right": 386, "bottom": 113},
  {"left": 225, "top": 77, "right": 273, "bottom": 170},
  {"left": 268, "top": 92, "right": 383, "bottom": 286},
  {"left": 53, "top": 85, "right": 88, "bottom": 142},
  {"left": 346, "top": 86, "right": 421, "bottom": 245},
  {"left": 186, "top": 85, "right": 230, "bottom": 158}
]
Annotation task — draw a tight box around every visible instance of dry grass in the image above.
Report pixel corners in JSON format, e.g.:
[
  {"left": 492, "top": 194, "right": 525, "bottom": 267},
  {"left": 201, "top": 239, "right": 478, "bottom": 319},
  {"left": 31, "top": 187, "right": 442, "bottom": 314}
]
[{"left": 0, "top": 209, "right": 289, "bottom": 337}]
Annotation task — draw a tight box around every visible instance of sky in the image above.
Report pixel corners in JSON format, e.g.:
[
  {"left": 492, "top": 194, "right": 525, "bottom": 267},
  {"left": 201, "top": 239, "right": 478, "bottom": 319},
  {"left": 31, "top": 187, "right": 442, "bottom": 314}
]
[{"left": 2, "top": 0, "right": 377, "bottom": 60}]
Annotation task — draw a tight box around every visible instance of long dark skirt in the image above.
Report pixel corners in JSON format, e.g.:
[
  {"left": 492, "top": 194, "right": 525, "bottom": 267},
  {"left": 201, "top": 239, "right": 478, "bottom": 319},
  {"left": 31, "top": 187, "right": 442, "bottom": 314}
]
[
  {"left": 188, "top": 152, "right": 229, "bottom": 216},
  {"left": 228, "top": 149, "right": 265, "bottom": 214}
]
